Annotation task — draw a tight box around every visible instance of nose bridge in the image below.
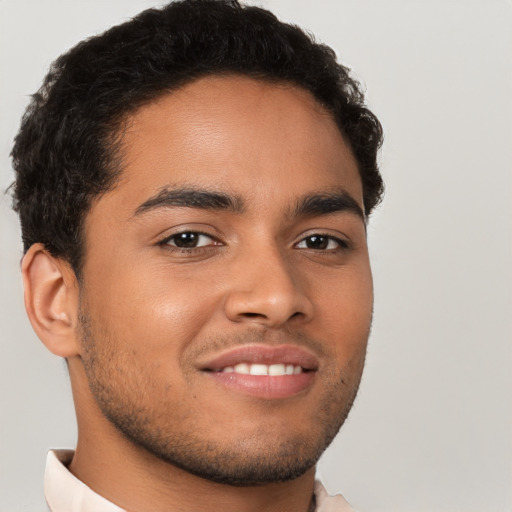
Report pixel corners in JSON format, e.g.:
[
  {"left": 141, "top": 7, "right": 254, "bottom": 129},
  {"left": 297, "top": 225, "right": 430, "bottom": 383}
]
[{"left": 223, "top": 240, "right": 313, "bottom": 327}]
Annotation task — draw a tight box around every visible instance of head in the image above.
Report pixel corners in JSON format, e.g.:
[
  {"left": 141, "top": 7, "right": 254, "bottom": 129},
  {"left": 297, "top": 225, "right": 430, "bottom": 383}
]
[
  {"left": 13, "top": 0, "right": 383, "bottom": 487},
  {"left": 12, "top": 0, "right": 383, "bottom": 277}
]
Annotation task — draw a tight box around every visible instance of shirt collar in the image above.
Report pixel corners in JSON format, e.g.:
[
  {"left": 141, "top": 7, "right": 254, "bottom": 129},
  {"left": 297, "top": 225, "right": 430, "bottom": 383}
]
[
  {"left": 44, "top": 449, "right": 354, "bottom": 512},
  {"left": 44, "top": 450, "right": 125, "bottom": 512}
]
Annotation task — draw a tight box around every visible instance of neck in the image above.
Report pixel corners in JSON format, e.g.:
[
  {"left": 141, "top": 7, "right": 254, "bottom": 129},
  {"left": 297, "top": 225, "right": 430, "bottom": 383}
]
[
  {"left": 69, "top": 434, "right": 316, "bottom": 512},
  {"left": 68, "top": 359, "right": 317, "bottom": 512}
]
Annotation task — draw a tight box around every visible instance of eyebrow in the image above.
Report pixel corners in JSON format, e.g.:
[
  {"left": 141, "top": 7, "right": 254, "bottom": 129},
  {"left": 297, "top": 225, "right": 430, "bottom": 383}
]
[
  {"left": 134, "top": 186, "right": 245, "bottom": 216},
  {"left": 134, "top": 185, "right": 364, "bottom": 222},
  {"left": 291, "top": 189, "right": 365, "bottom": 221}
]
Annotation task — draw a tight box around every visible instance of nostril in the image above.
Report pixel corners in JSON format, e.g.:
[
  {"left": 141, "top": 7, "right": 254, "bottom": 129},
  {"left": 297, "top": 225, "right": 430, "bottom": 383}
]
[{"left": 224, "top": 288, "right": 313, "bottom": 327}]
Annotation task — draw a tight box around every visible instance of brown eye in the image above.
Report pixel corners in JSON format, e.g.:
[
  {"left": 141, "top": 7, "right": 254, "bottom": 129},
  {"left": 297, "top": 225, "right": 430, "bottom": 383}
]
[
  {"left": 304, "top": 235, "right": 329, "bottom": 250},
  {"left": 296, "top": 234, "right": 348, "bottom": 251},
  {"left": 164, "top": 232, "right": 216, "bottom": 248}
]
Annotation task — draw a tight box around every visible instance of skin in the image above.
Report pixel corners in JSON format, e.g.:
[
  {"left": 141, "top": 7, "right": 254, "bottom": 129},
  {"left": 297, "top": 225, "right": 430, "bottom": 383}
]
[{"left": 22, "top": 75, "right": 373, "bottom": 512}]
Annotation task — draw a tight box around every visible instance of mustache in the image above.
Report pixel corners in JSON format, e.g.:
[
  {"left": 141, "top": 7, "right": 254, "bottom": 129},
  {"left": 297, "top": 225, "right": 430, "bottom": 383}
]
[{"left": 185, "top": 327, "right": 331, "bottom": 362}]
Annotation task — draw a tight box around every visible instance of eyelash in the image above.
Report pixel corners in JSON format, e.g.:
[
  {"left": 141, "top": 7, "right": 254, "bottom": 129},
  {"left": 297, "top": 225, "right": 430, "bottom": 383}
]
[
  {"left": 158, "top": 231, "right": 350, "bottom": 253},
  {"left": 295, "top": 233, "right": 350, "bottom": 252},
  {"left": 159, "top": 231, "right": 221, "bottom": 252}
]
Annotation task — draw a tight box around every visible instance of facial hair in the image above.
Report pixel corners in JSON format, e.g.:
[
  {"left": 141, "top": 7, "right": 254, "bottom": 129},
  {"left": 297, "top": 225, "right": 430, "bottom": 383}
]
[{"left": 78, "top": 309, "right": 366, "bottom": 486}]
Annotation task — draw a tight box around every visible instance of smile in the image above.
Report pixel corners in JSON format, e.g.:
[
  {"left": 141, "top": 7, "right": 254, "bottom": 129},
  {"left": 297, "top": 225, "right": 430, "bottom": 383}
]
[
  {"left": 214, "top": 363, "right": 304, "bottom": 375},
  {"left": 199, "top": 344, "right": 318, "bottom": 399}
]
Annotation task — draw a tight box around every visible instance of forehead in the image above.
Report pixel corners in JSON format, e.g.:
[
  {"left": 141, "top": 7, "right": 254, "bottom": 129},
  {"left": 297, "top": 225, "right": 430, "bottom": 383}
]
[{"left": 102, "top": 75, "right": 363, "bottom": 215}]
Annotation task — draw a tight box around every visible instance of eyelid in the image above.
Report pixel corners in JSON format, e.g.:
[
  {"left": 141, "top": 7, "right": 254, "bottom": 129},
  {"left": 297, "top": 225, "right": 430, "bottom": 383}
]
[
  {"left": 158, "top": 229, "right": 222, "bottom": 248},
  {"left": 294, "top": 232, "right": 351, "bottom": 250}
]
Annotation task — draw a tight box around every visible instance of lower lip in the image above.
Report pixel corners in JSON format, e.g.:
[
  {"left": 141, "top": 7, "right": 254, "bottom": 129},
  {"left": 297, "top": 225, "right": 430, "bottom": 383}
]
[{"left": 203, "top": 371, "right": 316, "bottom": 399}]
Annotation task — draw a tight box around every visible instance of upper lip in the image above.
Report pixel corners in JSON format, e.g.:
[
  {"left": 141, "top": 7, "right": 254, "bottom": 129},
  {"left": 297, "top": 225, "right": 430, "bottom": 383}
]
[{"left": 198, "top": 344, "right": 319, "bottom": 372}]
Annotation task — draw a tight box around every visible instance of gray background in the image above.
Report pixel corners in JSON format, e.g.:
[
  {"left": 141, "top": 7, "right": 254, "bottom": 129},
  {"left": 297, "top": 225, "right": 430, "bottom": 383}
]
[{"left": 1, "top": 1, "right": 511, "bottom": 511}]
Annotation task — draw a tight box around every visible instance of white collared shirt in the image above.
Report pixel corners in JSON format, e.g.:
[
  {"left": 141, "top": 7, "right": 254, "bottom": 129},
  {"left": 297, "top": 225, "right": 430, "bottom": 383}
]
[{"left": 44, "top": 450, "right": 355, "bottom": 512}]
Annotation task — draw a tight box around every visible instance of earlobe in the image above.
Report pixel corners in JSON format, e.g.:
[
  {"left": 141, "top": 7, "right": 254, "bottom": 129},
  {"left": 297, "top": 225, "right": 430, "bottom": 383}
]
[{"left": 21, "top": 243, "right": 80, "bottom": 358}]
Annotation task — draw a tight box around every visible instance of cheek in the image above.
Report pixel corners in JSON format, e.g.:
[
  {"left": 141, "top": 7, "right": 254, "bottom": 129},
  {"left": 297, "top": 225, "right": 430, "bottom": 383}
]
[
  {"left": 83, "top": 259, "right": 223, "bottom": 355},
  {"left": 315, "top": 265, "right": 373, "bottom": 357}
]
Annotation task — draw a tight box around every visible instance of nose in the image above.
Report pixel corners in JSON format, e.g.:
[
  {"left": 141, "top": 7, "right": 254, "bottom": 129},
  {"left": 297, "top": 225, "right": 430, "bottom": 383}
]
[{"left": 223, "top": 246, "right": 314, "bottom": 328}]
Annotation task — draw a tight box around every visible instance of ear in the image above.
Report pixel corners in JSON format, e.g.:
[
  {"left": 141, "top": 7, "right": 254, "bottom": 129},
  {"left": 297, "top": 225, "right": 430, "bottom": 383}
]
[{"left": 21, "top": 243, "right": 81, "bottom": 357}]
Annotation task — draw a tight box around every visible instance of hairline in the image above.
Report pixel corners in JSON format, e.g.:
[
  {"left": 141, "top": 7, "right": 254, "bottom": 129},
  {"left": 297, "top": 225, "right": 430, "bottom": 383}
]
[{"left": 71, "top": 72, "right": 365, "bottom": 281}]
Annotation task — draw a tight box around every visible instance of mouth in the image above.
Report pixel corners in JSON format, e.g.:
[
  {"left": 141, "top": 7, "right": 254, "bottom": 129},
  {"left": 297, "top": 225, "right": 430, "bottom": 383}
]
[
  {"left": 208, "top": 362, "right": 306, "bottom": 376},
  {"left": 198, "top": 344, "right": 318, "bottom": 399}
]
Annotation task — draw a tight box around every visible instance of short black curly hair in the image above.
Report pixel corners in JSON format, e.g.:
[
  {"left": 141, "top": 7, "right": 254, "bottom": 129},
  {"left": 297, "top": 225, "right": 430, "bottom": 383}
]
[{"left": 11, "top": 0, "right": 383, "bottom": 276}]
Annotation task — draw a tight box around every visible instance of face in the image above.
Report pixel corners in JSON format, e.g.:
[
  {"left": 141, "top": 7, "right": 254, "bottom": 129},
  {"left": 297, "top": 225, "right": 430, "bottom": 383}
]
[{"left": 77, "top": 75, "right": 373, "bottom": 485}]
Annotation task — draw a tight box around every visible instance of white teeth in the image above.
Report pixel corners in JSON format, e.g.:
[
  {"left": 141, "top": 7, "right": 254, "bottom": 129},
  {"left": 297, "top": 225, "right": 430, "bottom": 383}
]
[
  {"left": 233, "top": 363, "right": 250, "bottom": 374},
  {"left": 220, "top": 363, "right": 303, "bottom": 375},
  {"left": 268, "top": 364, "right": 286, "bottom": 376},
  {"left": 250, "top": 364, "right": 268, "bottom": 376}
]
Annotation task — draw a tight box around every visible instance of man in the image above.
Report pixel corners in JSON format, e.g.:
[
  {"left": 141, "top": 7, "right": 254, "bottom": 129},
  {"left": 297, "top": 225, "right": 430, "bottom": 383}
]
[{"left": 11, "top": 0, "right": 383, "bottom": 510}]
